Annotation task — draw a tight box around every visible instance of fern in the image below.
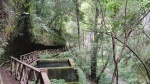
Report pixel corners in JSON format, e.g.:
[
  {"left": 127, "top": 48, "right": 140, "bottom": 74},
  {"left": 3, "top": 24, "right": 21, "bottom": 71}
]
[{"left": 77, "top": 68, "right": 89, "bottom": 84}]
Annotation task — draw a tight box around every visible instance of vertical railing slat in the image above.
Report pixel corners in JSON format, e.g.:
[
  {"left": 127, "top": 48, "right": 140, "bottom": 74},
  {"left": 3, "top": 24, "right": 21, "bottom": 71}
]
[{"left": 10, "top": 56, "right": 51, "bottom": 84}]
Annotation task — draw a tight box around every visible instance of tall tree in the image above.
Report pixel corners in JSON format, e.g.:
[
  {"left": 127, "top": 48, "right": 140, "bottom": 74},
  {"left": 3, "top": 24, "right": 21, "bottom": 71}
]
[
  {"left": 73, "top": 0, "right": 80, "bottom": 49},
  {"left": 91, "top": 0, "right": 99, "bottom": 81}
]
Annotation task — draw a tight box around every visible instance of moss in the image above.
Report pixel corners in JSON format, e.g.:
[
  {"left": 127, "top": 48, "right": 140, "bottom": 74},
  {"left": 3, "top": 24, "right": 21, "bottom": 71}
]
[
  {"left": 35, "top": 59, "right": 79, "bottom": 82},
  {"left": 47, "top": 68, "right": 79, "bottom": 82},
  {"left": 38, "top": 59, "right": 69, "bottom": 62}
]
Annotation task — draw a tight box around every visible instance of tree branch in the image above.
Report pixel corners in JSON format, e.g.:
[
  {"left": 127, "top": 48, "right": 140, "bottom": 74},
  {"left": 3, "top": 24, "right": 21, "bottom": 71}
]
[
  {"left": 111, "top": 34, "right": 150, "bottom": 81},
  {"left": 111, "top": 33, "right": 118, "bottom": 84},
  {"left": 96, "top": 56, "right": 110, "bottom": 83},
  {"left": 135, "top": 10, "right": 150, "bottom": 27}
]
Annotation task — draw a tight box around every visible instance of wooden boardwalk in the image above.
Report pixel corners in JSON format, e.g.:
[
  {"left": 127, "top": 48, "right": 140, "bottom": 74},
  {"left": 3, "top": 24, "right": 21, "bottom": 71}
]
[
  {"left": 0, "top": 51, "right": 53, "bottom": 84},
  {"left": 0, "top": 68, "right": 19, "bottom": 84}
]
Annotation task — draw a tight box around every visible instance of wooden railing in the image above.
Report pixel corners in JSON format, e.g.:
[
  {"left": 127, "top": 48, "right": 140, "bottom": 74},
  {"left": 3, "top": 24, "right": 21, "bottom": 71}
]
[
  {"left": 10, "top": 56, "right": 51, "bottom": 84},
  {"left": 19, "top": 46, "right": 70, "bottom": 64},
  {"left": 20, "top": 51, "right": 40, "bottom": 64}
]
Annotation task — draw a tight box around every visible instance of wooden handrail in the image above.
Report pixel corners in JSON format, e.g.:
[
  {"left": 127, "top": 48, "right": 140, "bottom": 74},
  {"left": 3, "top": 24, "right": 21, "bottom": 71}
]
[
  {"left": 40, "top": 69, "right": 51, "bottom": 84},
  {"left": 11, "top": 56, "right": 40, "bottom": 71},
  {"left": 19, "top": 47, "right": 70, "bottom": 64},
  {"left": 10, "top": 56, "right": 51, "bottom": 84},
  {"left": 20, "top": 51, "right": 40, "bottom": 64}
]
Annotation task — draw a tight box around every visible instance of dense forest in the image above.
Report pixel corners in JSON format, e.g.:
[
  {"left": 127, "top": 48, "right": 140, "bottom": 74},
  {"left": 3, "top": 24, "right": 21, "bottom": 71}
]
[{"left": 0, "top": 0, "right": 150, "bottom": 84}]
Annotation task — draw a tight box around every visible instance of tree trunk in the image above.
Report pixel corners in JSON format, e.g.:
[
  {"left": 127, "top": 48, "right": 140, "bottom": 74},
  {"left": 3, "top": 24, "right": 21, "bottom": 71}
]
[
  {"left": 91, "top": 0, "right": 99, "bottom": 80},
  {"left": 111, "top": 33, "right": 119, "bottom": 84},
  {"left": 0, "top": 2, "right": 3, "bottom": 10},
  {"left": 73, "top": 0, "right": 80, "bottom": 49}
]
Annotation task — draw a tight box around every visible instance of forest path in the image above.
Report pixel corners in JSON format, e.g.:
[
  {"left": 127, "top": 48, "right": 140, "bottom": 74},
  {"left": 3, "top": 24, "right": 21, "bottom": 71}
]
[{"left": 105, "top": 68, "right": 126, "bottom": 84}]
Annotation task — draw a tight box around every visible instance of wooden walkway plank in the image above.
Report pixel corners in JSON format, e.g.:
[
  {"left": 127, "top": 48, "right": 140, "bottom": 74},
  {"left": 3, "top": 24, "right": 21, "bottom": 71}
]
[
  {"left": 0, "top": 68, "right": 19, "bottom": 84},
  {"left": 0, "top": 68, "right": 3, "bottom": 84}
]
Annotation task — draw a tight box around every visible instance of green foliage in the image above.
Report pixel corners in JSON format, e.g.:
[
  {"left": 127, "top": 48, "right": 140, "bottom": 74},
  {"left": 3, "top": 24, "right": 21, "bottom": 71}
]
[
  {"left": 77, "top": 68, "right": 89, "bottom": 84},
  {"left": 98, "top": 73, "right": 111, "bottom": 84},
  {"left": 142, "top": 0, "right": 150, "bottom": 8},
  {"left": 30, "top": 0, "right": 77, "bottom": 45},
  {"left": 2, "top": 0, "right": 150, "bottom": 83},
  {"left": 106, "top": 1, "right": 120, "bottom": 17}
]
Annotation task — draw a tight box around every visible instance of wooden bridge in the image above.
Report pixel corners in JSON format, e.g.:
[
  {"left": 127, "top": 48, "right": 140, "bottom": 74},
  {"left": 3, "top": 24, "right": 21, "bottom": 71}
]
[{"left": 0, "top": 51, "right": 51, "bottom": 84}]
